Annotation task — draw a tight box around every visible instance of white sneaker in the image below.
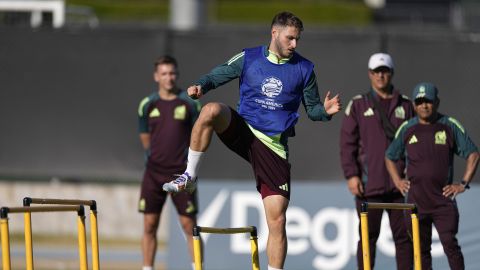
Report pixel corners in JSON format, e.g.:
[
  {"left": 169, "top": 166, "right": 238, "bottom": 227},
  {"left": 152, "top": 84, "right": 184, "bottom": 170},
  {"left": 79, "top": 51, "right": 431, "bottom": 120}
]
[{"left": 163, "top": 172, "right": 197, "bottom": 193}]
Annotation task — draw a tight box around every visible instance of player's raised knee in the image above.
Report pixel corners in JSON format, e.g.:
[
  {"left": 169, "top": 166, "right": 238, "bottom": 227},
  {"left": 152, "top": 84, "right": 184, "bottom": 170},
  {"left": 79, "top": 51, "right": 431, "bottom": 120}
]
[{"left": 199, "top": 102, "right": 225, "bottom": 121}]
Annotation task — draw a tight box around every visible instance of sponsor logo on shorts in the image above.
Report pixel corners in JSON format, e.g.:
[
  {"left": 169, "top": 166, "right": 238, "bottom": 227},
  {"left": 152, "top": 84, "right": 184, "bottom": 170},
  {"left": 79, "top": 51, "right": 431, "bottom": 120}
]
[
  {"left": 279, "top": 183, "right": 289, "bottom": 192},
  {"left": 138, "top": 198, "right": 146, "bottom": 211},
  {"left": 186, "top": 201, "right": 196, "bottom": 214}
]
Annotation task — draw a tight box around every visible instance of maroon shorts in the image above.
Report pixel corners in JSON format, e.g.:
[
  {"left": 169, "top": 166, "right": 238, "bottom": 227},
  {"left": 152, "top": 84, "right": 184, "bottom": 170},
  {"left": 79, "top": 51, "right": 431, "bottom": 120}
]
[
  {"left": 217, "top": 108, "right": 291, "bottom": 200},
  {"left": 138, "top": 169, "right": 198, "bottom": 216}
]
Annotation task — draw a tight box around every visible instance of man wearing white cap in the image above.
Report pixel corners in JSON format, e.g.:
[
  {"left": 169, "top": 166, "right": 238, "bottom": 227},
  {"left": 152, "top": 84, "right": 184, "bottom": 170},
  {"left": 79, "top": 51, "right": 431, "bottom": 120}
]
[{"left": 340, "top": 53, "right": 415, "bottom": 269}]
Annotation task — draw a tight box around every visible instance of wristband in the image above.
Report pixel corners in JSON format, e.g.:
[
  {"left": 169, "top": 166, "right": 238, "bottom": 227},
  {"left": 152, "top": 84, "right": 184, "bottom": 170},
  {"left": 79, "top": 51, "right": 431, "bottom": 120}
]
[{"left": 461, "top": 180, "right": 470, "bottom": 190}]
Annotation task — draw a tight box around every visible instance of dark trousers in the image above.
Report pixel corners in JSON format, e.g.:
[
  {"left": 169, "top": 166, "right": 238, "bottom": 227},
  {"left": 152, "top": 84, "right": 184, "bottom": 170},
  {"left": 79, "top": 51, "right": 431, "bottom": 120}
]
[
  {"left": 415, "top": 205, "right": 464, "bottom": 270},
  {"left": 355, "top": 194, "right": 413, "bottom": 270}
]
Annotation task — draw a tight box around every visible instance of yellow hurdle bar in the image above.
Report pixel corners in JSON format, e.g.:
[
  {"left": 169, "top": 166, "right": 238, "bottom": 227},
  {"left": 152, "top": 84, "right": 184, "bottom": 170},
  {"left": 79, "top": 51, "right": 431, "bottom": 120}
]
[
  {"left": 411, "top": 213, "right": 422, "bottom": 270},
  {"left": 24, "top": 211, "right": 34, "bottom": 270},
  {"left": 195, "top": 226, "right": 257, "bottom": 235},
  {"left": 360, "top": 202, "right": 422, "bottom": 270},
  {"left": 90, "top": 208, "right": 100, "bottom": 270},
  {"left": 364, "top": 202, "right": 416, "bottom": 210},
  {"left": 78, "top": 212, "right": 88, "bottom": 270},
  {"left": 7, "top": 205, "right": 82, "bottom": 213},
  {"left": 193, "top": 235, "right": 202, "bottom": 270},
  {"left": 26, "top": 198, "right": 96, "bottom": 207},
  {"left": 193, "top": 226, "right": 260, "bottom": 270},
  {"left": 250, "top": 233, "right": 260, "bottom": 270},
  {"left": 360, "top": 212, "right": 371, "bottom": 270},
  {"left": 1, "top": 213, "right": 12, "bottom": 270},
  {"left": 1, "top": 205, "right": 85, "bottom": 270},
  {"left": 24, "top": 197, "right": 100, "bottom": 270}
]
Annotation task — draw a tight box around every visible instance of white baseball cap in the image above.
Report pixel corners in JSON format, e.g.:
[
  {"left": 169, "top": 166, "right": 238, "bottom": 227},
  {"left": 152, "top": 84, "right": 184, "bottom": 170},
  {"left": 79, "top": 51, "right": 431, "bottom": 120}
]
[{"left": 368, "top": 53, "right": 394, "bottom": 70}]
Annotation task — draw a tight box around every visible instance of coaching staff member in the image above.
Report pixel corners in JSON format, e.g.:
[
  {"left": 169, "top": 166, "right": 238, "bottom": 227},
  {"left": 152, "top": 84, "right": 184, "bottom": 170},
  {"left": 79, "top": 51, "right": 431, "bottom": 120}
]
[
  {"left": 386, "top": 82, "right": 479, "bottom": 270},
  {"left": 340, "top": 53, "right": 415, "bottom": 269}
]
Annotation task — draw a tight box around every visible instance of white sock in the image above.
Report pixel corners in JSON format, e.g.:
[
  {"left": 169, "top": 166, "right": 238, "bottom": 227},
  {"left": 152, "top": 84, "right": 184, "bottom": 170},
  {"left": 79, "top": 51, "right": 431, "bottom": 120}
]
[
  {"left": 142, "top": 266, "right": 153, "bottom": 270},
  {"left": 185, "top": 148, "right": 204, "bottom": 179},
  {"left": 268, "top": 265, "right": 283, "bottom": 270}
]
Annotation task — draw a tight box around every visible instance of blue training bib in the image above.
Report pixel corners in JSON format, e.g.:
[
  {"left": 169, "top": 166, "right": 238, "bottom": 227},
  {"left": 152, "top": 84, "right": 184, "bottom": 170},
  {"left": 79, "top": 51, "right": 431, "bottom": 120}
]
[{"left": 238, "top": 46, "right": 314, "bottom": 136}]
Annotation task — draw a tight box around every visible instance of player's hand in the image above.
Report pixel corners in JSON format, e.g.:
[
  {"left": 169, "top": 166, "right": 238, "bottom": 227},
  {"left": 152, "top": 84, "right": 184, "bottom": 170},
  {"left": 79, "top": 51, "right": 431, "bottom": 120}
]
[
  {"left": 393, "top": 178, "right": 410, "bottom": 196},
  {"left": 324, "top": 91, "right": 342, "bottom": 115},
  {"left": 187, "top": 85, "right": 203, "bottom": 99},
  {"left": 347, "top": 176, "right": 364, "bottom": 197},
  {"left": 442, "top": 183, "right": 465, "bottom": 200}
]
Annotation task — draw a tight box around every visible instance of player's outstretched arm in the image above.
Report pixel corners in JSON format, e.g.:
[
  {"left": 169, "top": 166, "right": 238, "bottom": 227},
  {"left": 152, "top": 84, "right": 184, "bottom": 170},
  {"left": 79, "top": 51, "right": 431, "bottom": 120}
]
[
  {"left": 187, "top": 85, "right": 203, "bottom": 100},
  {"left": 323, "top": 91, "right": 342, "bottom": 115}
]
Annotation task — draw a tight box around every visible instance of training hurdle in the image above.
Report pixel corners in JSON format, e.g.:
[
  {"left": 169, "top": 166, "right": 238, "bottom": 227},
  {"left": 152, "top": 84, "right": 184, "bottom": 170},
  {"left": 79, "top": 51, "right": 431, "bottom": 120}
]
[
  {"left": 22, "top": 197, "right": 100, "bottom": 270},
  {"left": 360, "top": 202, "right": 421, "bottom": 270},
  {"left": 192, "top": 225, "right": 260, "bottom": 270},
  {"left": 0, "top": 205, "right": 87, "bottom": 270}
]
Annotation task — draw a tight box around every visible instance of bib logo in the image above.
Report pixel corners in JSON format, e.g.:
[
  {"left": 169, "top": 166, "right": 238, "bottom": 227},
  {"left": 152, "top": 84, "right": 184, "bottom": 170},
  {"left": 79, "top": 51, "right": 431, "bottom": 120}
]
[{"left": 261, "top": 77, "right": 283, "bottom": 98}]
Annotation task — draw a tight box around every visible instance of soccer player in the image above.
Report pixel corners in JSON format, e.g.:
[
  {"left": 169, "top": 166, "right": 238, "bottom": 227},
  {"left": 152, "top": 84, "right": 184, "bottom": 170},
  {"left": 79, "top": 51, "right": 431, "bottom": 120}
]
[
  {"left": 386, "top": 82, "right": 479, "bottom": 270},
  {"left": 137, "top": 56, "right": 201, "bottom": 270},
  {"left": 163, "top": 11, "right": 341, "bottom": 270},
  {"left": 340, "top": 53, "right": 415, "bottom": 269}
]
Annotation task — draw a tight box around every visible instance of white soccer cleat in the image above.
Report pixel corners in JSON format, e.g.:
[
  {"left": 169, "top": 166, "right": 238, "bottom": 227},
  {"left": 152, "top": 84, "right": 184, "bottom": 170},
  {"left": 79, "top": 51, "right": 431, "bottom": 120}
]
[{"left": 163, "top": 172, "right": 197, "bottom": 193}]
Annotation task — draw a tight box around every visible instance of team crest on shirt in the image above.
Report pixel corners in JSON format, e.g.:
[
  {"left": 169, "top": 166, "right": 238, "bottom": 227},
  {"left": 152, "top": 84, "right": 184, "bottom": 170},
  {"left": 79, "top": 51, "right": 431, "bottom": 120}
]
[
  {"left": 261, "top": 76, "right": 283, "bottom": 98},
  {"left": 395, "top": 106, "right": 405, "bottom": 119},
  {"left": 174, "top": 105, "right": 186, "bottom": 120},
  {"left": 435, "top": 130, "right": 447, "bottom": 145}
]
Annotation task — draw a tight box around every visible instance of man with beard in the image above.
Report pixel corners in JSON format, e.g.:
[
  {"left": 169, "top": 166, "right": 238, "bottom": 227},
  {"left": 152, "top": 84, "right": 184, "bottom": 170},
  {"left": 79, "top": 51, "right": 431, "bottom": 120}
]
[{"left": 163, "top": 11, "right": 342, "bottom": 270}]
